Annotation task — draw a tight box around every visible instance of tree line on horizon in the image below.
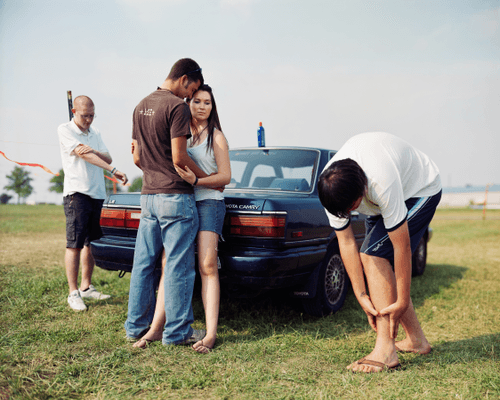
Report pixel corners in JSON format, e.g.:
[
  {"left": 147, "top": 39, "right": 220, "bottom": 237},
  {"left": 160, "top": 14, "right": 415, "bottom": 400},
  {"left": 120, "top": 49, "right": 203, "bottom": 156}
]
[{"left": 1, "top": 166, "right": 143, "bottom": 205}]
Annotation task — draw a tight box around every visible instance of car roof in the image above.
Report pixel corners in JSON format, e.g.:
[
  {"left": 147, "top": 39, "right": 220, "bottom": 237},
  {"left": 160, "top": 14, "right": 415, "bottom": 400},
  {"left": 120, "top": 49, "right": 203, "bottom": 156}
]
[{"left": 230, "top": 146, "right": 334, "bottom": 152}]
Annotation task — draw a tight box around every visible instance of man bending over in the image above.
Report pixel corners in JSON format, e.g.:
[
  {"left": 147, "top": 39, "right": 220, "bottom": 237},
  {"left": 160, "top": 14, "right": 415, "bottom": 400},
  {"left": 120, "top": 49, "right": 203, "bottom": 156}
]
[{"left": 318, "top": 132, "right": 441, "bottom": 372}]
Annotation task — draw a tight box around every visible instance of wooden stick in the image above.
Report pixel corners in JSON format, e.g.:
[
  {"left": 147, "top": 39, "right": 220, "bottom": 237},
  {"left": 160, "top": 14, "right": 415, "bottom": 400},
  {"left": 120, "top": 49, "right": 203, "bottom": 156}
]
[{"left": 67, "top": 90, "right": 73, "bottom": 121}]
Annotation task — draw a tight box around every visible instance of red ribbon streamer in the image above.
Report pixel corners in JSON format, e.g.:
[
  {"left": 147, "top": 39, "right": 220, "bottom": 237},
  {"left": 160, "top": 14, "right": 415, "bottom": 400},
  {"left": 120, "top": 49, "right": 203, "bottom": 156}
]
[
  {"left": 1, "top": 150, "right": 129, "bottom": 186},
  {"left": 105, "top": 173, "right": 130, "bottom": 186},
  {"left": 0, "top": 150, "right": 59, "bottom": 176},
  {"left": 105, "top": 174, "right": 119, "bottom": 183}
]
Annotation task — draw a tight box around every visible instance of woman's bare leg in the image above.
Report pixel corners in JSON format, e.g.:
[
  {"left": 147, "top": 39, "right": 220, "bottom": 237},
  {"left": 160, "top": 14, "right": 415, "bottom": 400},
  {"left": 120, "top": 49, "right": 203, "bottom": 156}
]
[
  {"left": 192, "top": 231, "right": 220, "bottom": 354},
  {"left": 133, "top": 252, "right": 166, "bottom": 348}
]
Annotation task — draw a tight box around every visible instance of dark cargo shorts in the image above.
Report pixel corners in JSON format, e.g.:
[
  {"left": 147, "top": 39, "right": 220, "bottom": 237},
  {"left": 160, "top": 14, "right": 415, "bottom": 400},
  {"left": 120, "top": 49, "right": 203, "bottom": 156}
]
[
  {"left": 63, "top": 192, "right": 104, "bottom": 249},
  {"left": 360, "top": 190, "right": 442, "bottom": 262}
]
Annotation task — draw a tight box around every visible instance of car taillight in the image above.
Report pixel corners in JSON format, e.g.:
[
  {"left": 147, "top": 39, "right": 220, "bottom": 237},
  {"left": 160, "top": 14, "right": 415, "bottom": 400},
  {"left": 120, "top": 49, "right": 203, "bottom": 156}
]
[
  {"left": 229, "top": 215, "right": 286, "bottom": 238},
  {"left": 100, "top": 208, "right": 141, "bottom": 229}
]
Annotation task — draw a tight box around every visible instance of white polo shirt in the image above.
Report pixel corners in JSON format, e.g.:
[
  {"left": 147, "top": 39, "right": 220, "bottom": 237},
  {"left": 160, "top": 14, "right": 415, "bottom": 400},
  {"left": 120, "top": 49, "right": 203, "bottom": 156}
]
[
  {"left": 57, "top": 119, "right": 109, "bottom": 199},
  {"left": 323, "top": 132, "right": 441, "bottom": 231}
]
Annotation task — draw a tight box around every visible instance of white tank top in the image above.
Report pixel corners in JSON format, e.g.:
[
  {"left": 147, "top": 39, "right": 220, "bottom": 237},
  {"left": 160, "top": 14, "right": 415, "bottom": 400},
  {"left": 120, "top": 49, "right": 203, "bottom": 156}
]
[{"left": 187, "top": 134, "right": 224, "bottom": 201}]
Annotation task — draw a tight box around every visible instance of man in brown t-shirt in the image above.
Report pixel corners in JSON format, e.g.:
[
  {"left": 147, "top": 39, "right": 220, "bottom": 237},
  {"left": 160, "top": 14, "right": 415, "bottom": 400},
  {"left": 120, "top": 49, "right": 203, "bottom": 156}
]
[{"left": 125, "top": 58, "right": 207, "bottom": 345}]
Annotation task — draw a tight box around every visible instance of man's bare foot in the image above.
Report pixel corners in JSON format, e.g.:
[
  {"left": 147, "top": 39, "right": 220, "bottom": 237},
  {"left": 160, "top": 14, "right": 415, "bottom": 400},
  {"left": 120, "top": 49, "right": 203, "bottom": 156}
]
[
  {"left": 395, "top": 338, "right": 432, "bottom": 355},
  {"left": 192, "top": 335, "right": 216, "bottom": 354},
  {"left": 132, "top": 330, "right": 162, "bottom": 349},
  {"left": 347, "top": 350, "right": 400, "bottom": 373}
]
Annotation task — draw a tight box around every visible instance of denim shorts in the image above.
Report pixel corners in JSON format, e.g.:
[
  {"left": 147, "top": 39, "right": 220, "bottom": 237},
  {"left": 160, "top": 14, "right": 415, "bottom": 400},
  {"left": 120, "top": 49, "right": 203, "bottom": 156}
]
[
  {"left": 63, "top": 192, "right": 104, "bottom": 248},
  {"left": 360, "top": 190, "right": 442, "bottom": 261},
  {"left": 197, "top": 199, "right": 225, "bottom": 235}
]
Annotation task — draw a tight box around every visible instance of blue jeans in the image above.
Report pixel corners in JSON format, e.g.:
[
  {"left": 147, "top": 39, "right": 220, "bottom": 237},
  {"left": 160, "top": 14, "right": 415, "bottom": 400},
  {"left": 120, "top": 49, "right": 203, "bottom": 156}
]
[{"left": 124, "top": 193, "right": 199, "bottom": 344}]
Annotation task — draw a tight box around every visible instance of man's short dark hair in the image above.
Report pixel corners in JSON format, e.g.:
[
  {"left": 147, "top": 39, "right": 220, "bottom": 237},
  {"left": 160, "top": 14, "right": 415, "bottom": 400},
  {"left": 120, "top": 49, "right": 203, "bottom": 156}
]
[
  {"left": 167, "top": 58, "right": 204, "bottom": 86},
  {"left": 318, "top": 158, "right": 367, "bottom": 219}
]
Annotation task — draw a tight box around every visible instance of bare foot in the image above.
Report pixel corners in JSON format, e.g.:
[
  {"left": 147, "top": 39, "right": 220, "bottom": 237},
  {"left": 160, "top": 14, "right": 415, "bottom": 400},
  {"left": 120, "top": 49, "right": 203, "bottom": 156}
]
[
  {"left": 192, "top": 335, "right": 216, "bottom": 354},
  {"left": 347, "top": 351, "right": 400, "bottom": 373},
  {"left": 132, "top": 330, "right": 163, "bottom": 349},
  {"left": 395, "top": 338, "right": 432, "bottom": 355}
]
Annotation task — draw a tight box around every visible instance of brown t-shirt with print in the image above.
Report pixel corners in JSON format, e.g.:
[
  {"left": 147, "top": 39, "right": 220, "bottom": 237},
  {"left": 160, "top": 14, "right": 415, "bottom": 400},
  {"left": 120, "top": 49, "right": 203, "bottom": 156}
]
[{"left": 132, "top": 89, "right": 193, "bottom": 194}]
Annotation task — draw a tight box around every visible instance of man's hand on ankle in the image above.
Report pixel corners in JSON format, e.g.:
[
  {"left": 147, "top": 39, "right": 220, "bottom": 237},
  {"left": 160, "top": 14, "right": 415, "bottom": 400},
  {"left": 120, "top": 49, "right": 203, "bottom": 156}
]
[
  {"left": 380, "top": 301, "right": 409, "bottom": 338},
  {"left": 358, "top": 291, "right": 380, "bottom": 332}
]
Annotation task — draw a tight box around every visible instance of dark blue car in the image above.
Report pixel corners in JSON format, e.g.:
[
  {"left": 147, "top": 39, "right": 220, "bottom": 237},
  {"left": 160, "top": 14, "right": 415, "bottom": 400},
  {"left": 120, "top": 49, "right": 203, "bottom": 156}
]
[{"left": 91, "top": 147, "right": 430, "bottom": 316}]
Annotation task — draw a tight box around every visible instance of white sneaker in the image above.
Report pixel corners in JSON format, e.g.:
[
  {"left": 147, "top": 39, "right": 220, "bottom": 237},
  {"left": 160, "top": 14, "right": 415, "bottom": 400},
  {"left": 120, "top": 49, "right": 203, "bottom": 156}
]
[
  {"left": 79, "top": 284, "right": 111, "bottom": 300},
  {"left": 68, "top": 290, "right": 87, "bottom": 311}
]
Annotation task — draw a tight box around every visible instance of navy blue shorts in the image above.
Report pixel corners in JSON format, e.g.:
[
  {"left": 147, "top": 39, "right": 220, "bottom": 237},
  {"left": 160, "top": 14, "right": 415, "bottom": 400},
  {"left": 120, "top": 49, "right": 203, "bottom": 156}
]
[
  {"left": 197, "top": 199, "right": 225, "bottom": 236},
  {"left": 360, "top": 191, "right": 442, "bottom": 261},
  {"left": 63, "top": 192, "right": 104, "bottom": 248}
]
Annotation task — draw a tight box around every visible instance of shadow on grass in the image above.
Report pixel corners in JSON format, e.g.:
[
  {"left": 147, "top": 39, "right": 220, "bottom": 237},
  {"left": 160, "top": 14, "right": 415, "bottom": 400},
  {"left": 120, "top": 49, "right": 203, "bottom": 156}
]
[
  {"left": 429, "top": 333, "right": 499, "bottom": 363},
  {"left": 410, "top": 263, "right": 468, "bottom": 309},
  {"left": 209, "top": 263, "right": 468, "bottom": 343}
]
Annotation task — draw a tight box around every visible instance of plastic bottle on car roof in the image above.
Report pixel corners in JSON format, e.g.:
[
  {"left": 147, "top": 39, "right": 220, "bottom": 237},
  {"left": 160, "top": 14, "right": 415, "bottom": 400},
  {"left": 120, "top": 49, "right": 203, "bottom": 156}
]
[{"left": 257, "top": 122, "right": 266, "bottom": 147}]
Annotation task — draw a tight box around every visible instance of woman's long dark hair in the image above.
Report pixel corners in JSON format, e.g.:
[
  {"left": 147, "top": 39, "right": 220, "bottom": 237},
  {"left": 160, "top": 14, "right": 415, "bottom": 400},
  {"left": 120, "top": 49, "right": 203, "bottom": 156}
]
[{"left": 190, "top": 84, "right": 222, "bottom": 153}]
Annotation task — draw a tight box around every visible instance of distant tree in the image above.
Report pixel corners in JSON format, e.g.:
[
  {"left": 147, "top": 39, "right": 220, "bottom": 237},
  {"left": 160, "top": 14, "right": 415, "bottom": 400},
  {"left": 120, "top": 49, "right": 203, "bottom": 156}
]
[
  {"left": 128, "top": 176, "right": 143, "bottom": 192},
  {"left": 4, "top": 166, "right": 33, "bottom": 204},
  {"left": 49, "top": 169, "right": 65, "bottom": 193},
  {"left": 104, "top": 170, "right": 123, "bottom": 196},
  {"left": 0, "top": 193, "right": 13, "bottom": 204}
]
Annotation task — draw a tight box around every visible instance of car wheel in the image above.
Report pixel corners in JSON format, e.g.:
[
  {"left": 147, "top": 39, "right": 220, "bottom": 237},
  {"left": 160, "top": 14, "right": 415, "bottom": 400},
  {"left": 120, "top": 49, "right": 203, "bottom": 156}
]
[
  {"left": 411, "top": 235, "right": 427, "bottom": 277},
  {"left": 302, "top": 245, "right": 349, "bottom": 317}
]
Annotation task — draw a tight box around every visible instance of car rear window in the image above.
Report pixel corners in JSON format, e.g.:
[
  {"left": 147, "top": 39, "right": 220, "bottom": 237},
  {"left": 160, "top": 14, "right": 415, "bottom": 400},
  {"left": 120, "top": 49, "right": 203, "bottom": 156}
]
[{"left": 227, "top": 149, "right": 319, "bottom": 192}]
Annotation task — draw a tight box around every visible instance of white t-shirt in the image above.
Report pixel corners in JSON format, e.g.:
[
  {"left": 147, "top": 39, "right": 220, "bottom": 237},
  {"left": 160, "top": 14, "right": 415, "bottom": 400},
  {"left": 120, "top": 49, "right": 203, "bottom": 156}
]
[
  {"left": 187, "top": 134, "right": 224, "bottom": 202},
  {"left": 58, "top": 120, "right": 109, "bottom": 199},
  {"left": 323, "top": 132, "right": 441, "bottom": 231}
]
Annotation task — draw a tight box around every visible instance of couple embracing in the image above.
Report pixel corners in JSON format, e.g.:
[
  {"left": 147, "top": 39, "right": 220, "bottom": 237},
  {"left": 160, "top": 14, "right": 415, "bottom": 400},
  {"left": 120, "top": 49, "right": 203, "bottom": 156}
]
[{"left": 124, "top": 58, "right": 230, "bottom": 353}]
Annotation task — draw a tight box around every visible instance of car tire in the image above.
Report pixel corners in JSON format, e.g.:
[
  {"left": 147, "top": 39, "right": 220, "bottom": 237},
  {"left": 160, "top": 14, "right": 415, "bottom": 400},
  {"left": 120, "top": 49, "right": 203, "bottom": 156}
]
[
  {"left": 302, "top": 244, "right": 349, "bottom": 317},
  {"left": 411, "top": 235, "right": 427, "bottom": 277}
]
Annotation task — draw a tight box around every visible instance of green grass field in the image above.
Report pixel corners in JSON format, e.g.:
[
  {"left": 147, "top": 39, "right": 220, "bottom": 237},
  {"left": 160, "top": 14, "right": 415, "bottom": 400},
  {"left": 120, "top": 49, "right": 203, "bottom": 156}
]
[{"left": 0, "top": 205, "right": 499, "bottom": 399}]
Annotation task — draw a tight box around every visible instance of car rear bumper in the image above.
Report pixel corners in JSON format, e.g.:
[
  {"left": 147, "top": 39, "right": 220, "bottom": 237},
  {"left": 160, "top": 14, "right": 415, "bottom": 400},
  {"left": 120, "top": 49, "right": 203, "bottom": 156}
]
[
  {"left": 92, "top": 237, "right": 327, "bottom": 291},
  {"left": 91, "top": 236, "right": 135, "bottom": 273},
  {"left": 218, "top": 244, "right": 327, "bottom": 291}
]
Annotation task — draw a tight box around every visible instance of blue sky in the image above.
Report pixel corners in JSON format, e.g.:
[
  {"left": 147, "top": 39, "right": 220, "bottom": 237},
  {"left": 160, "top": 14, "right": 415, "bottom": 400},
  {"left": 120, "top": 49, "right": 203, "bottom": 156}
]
[{"left": 0, "top": 0, "right": 498, "bottom": 203}]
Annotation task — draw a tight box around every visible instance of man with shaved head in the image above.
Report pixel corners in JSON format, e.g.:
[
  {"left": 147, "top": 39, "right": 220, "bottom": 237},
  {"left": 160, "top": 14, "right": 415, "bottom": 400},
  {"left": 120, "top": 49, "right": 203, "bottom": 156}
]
[{"left": 58, "top": 95, "right": 128, "bottom": 311}]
